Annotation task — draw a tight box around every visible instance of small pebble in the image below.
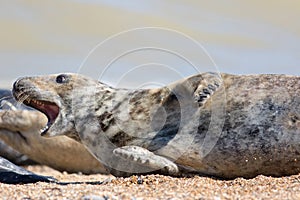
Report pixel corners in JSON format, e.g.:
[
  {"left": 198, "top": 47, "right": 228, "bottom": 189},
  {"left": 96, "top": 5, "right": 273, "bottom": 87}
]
[{"left": 137, "top": 176, "right": 143, "bottom": 184}]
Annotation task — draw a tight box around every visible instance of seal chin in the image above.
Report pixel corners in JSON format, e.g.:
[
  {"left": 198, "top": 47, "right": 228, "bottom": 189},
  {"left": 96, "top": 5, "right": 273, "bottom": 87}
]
[{"left": 24, "top": 99, "right": 59, "bottom": 136}]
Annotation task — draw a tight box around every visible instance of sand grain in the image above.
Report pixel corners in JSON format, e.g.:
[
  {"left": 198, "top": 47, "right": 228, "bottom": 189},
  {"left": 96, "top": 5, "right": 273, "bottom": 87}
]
[{"left": 1, "top": 165, "right": 300, "bottom": 199}]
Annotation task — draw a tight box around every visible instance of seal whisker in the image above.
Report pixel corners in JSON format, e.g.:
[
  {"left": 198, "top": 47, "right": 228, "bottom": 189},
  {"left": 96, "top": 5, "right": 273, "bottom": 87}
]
[
  {"left": 0, "top": 96, "right": 13, "bottom": 102},
  {"left": 14, "top": 87, "right": 35, "bottom": 100},
  {"left": 16, "top": 94, "right": 30, "bottom": 107}
]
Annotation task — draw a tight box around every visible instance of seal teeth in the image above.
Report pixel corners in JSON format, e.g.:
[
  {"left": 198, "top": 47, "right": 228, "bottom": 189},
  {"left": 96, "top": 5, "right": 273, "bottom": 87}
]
[
  {"left": 30, "top": 99, "right": 45, "bottom": 107},
  {"left": 40, "top": 125, "right": 49, "bottom": 135},
  {"left": 25, "top": 98, "right": 31, "bottom": 104}
]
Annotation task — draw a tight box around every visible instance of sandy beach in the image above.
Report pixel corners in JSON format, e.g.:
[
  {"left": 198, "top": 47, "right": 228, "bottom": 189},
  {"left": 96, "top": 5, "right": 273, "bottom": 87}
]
[
  {"left": 0, "top": 1, "right": 299, "bottom": 200},
  {"left": 0, "top": 165, "right": 300, "bottom": 199}
]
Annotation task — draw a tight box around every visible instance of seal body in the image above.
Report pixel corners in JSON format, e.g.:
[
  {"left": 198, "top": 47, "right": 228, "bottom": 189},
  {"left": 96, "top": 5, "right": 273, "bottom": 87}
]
[
  {"left": 0, "top": 110, "right": 108, "bottom": 174},
  {"left": 0, "top": 89, "right": 33, "bottom": 165},
  {"left": 12, "top": 72, "right": 300, "bottom": 179}
]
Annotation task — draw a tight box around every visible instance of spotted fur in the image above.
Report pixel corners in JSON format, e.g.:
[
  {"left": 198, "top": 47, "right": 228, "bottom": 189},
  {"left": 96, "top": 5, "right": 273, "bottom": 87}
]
[{"left": 12, "top": 72, "right": 300, "bottom": 179}]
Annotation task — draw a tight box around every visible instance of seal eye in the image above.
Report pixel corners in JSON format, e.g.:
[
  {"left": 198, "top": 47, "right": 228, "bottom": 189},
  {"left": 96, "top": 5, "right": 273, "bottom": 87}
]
[{"left": 56, "top": 74, "right": 69, "bottom": 84}]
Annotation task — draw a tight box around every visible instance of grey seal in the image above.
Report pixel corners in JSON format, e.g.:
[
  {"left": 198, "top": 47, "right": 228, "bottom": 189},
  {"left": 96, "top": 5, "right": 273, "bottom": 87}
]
[
  {"left": 0, "top": 89, "right": 34, "bottom": 164},
  {"left": 0, "top": 156, "right": 56, "bottom": 184},
  {"left": 12, "top": 72, "right": 300, "bottom": 179},
  {"left": 0, "top": 90, "right": 108, "bottom": 174}
]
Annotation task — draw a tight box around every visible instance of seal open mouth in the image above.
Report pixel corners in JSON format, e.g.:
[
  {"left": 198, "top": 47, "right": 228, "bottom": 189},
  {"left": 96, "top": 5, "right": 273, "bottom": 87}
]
[{"left": 24, "top": 99, "right": 59, "bottom": 135}]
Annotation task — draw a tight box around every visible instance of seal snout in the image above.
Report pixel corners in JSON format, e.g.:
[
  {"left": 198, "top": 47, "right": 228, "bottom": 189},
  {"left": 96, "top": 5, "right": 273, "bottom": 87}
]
[
  {"left": 13, "top": 77, "right": 36, "bottom": 94},
  {"left": 13, "top": 78, "right": 22, "bottom": 92},
  {"left": 12, "top": 78, "right": 27, "bottom": 99},
  {"left": 12, "top": 77, "right": 37, "bottom": 102},
  {"left": 13, "top": 77, "right": 30, "bottom": 93}
]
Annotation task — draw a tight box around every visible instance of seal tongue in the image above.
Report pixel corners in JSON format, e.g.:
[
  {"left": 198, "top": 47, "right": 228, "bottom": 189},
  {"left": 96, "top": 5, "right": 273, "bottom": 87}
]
[{"left": 43, "top": 103, "right": 59, "bottom": 123}]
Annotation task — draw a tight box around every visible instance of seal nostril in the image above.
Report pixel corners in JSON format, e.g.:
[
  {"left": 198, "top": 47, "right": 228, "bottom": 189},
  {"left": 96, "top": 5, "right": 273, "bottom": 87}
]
[
  {"left": 13, "top": 78, "right": 25, "bottom": 92},
  {"left": 13, "top": 78, "right": 21, "bottom": 91}
]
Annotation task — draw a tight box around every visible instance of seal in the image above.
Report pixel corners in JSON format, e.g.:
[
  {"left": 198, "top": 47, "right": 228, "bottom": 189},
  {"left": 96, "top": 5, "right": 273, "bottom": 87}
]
[
  {"left": 0, "top": 89, "right": 34, "bottom": 165},
  {"left": 0, "top": 156, "right": 56, "bottom": 184},
  {"left": 0, "top": 140, "right": 30, "bottom": 165},
  {"left": 0, "top": 110, "right": 108, "bottom": 174},
  {"left": 0, "top": 90, "right": 108, "bottom": 174},
  {"left": 12, "top": 72, "right": 300, "bottom": 179}
]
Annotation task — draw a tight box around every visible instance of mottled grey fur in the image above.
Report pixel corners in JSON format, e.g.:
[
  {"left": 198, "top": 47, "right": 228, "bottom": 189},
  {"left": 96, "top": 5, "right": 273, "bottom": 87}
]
[{"left": 13, "top": 72, "right": 300, "bottom": 179}]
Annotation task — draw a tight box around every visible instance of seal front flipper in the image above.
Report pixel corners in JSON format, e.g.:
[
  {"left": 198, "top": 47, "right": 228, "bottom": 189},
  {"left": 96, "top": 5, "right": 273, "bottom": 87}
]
[
  {"left": 0, "top": 110, "right": 42, "bottom": 132},
  {"left": 113, "top": 145, "right": 179, "bottom": 176}
]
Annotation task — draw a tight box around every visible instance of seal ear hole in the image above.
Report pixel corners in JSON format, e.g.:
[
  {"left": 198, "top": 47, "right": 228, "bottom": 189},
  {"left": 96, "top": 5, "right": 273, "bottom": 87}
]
[{"left": 56, "top": 74, "right": 69, "bottom": 84}]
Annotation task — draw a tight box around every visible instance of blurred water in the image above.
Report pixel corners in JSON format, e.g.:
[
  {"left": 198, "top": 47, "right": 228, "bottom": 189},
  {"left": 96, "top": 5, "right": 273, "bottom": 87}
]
[{"left": 0, "top": 0, "right": 299, "bottom": 88}]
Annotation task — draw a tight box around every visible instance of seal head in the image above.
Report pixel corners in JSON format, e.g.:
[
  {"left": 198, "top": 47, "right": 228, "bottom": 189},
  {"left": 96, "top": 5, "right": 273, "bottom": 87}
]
[
  {"left": 13, "top": 73, "right": 115, "bottom": 141},
  {"left": 13, "top": 73, "right": 78, "bottom": 137}
]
